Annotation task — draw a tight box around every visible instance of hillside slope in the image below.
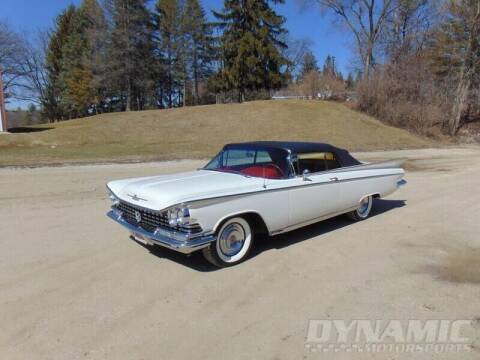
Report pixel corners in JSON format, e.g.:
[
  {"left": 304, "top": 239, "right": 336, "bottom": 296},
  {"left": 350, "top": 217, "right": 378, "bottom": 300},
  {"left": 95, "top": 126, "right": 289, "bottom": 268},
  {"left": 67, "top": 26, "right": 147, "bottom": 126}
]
[{"left": 0, "top": 100, "right": 435, "bottom": 166}]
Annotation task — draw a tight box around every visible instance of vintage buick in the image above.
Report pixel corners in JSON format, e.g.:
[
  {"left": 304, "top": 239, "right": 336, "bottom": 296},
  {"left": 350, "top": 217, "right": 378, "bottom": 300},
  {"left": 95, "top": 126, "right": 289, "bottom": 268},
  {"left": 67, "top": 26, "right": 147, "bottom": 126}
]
[{"left": 107, "top": 142, "right": 406, "bottom": 267}]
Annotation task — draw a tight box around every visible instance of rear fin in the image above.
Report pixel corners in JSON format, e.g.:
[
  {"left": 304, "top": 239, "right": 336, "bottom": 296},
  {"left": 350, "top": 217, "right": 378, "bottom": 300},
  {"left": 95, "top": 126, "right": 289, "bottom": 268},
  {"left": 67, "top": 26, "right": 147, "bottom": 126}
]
[{"left": 335, "top": 158, "right": 407, "bottom": 172}]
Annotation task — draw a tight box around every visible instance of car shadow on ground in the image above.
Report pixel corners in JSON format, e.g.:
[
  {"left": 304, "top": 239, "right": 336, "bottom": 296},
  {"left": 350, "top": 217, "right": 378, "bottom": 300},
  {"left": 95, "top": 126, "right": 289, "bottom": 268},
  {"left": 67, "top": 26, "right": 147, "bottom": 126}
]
[
  {"left": 253, "top": 198, "right": 406, "bottom": 255},
  {"left": 8, "top": 126, "right": 53, "bottom": 133},
  {"left": 145, "top": 198, "right": 406, "bottom": 272}
]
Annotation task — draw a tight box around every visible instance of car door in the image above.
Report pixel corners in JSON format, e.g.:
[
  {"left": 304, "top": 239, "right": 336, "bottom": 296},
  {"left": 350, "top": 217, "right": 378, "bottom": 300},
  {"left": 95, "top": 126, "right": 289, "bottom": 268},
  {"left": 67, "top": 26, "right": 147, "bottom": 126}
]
[{"left": 286, "top": 152, "right": 341, "bottom": 227}]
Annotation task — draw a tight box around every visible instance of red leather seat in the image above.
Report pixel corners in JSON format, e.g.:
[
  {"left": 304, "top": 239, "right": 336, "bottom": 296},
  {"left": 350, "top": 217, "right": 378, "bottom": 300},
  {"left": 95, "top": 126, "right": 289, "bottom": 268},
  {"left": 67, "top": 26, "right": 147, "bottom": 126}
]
[{"left": 240, "top": 165, "right": 284, "bottom": 179}]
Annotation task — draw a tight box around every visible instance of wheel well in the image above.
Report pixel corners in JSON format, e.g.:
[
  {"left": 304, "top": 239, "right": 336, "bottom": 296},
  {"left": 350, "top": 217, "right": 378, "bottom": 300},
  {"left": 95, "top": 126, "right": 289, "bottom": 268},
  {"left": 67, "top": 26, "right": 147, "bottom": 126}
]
[
  {"left": 216, "top": 212, "right": 269, "bottom": 236},
  {"left": 372, "top": 193, "right": 381, "bottom": 199}
]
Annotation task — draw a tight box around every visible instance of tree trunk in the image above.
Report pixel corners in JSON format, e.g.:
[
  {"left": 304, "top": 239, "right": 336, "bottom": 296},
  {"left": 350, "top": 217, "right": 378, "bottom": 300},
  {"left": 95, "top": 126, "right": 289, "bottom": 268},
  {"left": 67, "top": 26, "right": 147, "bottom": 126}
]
[
  {"left": 168, "top": 72, "right": 173, "bottom": 108},
  {"left": 364, "top": 42, "right": 374, "bottom": 78},
  {"left": 450, "top": 68, "right": 470, "bottom": 135},
  {"left": 168, "top": 50, "right": 173, "bottom": 108},
  {"left": 183, "top": 78, "right": 186, "bottom": 107},
  {"left": 126, "top": 78, "right": 132, "bottom": 112},
  {"left": 450, "top": 2, "right": 480, "bottom": 135},
  {"left": 193, "top": 47, "right": 199, "bottom": 105}
]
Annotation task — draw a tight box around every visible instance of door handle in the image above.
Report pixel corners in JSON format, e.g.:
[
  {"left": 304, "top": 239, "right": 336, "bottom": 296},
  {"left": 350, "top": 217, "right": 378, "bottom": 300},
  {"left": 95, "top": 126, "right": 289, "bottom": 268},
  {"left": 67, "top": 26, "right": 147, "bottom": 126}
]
[{"left": 329, "top": 177, "right": 339, "bottom": 182}]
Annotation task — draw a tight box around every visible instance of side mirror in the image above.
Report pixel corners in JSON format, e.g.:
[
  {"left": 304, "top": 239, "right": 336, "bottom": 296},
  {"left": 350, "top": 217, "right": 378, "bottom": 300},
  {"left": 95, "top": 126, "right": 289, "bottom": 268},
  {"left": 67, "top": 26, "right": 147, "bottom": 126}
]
[{"left": 302, "top": 169, "right": 311, "bottom": 181}]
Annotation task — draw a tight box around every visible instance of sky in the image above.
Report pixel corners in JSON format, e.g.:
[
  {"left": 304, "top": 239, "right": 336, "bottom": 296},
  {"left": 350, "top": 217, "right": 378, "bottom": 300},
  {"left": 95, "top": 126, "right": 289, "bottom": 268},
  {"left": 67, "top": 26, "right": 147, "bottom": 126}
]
[{"left": 2, "top": 0, "right": 354, "bottom": 108}]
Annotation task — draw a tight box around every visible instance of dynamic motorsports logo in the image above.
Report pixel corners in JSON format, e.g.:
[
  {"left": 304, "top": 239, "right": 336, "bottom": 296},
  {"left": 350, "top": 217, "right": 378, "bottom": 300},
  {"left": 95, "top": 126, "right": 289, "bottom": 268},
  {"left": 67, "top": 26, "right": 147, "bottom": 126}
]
[{"left": 305, "top": 319, "right": 474, "bottom": 353}]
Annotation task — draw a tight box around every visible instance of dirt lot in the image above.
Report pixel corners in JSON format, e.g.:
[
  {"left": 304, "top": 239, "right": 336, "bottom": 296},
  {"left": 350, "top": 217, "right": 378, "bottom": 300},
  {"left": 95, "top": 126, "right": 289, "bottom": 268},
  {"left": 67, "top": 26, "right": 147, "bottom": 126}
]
[{"left": 1, "top": 147, "right": 479, "bottom": 360}]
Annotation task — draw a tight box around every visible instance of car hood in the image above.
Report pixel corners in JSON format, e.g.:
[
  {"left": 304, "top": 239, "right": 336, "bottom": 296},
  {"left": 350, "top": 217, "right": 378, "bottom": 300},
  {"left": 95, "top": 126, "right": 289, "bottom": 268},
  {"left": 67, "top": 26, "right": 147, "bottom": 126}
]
[{"left": 107, "top": 170, "right": 266, "bottom": 211}]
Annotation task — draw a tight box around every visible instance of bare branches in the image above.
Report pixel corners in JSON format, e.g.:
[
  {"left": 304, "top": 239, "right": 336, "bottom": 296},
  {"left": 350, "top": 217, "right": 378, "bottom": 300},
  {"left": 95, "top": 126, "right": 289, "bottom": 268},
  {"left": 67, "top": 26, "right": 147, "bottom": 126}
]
[
  {"left": 0, "top": 21, "right": 30, "bottom": 99},
  {"left": 303, "top": 0, "right": 398, "bottom": 77}
]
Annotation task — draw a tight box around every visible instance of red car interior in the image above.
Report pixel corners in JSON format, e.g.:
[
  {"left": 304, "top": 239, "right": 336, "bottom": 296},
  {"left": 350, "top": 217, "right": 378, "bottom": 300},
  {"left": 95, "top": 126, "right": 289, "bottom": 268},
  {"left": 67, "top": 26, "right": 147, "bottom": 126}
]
[{"left": 238, "top": 164, "right": 284, "bottom": 179}]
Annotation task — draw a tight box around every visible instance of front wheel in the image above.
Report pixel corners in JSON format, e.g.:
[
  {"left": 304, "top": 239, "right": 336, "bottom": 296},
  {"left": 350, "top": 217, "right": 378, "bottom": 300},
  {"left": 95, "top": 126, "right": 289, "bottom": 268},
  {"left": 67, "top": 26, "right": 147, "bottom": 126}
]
[
  {"left": 202, "top": 217, "right": 253, "bottom": 267},
  {"left": 348, "top": 195, "right": 373, "bottom": 221}
]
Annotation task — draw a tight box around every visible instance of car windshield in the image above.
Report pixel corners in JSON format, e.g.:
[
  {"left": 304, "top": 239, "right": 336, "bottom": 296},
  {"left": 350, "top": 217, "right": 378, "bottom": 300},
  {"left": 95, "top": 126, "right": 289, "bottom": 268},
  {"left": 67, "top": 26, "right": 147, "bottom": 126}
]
[{"left": 203, "top": 146, "right": 290, "bottom": 179}]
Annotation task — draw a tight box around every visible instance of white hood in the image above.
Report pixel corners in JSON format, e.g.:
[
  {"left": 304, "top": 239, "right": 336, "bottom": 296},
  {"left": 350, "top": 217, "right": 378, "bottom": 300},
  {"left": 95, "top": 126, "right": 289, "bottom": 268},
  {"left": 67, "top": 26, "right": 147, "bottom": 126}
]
[{"left": 107, "top": 170, "right": 266, "bottom": 211}]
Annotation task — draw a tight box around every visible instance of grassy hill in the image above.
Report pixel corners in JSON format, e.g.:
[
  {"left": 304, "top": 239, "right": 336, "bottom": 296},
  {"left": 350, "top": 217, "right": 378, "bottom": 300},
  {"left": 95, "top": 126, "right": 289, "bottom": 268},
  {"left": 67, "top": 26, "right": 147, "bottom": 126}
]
[{"left": 0, "top": 100, "right": 435, "bottom": 166}]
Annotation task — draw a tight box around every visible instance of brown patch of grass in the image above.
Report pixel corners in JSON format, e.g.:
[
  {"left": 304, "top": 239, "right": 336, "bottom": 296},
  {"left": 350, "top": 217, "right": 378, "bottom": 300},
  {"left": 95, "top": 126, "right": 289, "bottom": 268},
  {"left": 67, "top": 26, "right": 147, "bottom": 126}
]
[{"left": 0, "top": 100, "right": 436, "bottom": 166}]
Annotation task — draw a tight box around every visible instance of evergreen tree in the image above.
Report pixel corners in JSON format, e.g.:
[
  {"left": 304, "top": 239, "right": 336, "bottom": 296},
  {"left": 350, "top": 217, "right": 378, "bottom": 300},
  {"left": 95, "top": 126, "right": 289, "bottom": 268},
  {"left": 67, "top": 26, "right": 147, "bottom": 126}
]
[
  {"left": 345, "top": 72, "right": 355, "bottom": 90},
  {"left": 154, "top": 0, "right": 183, "bottom": 108},
  {"left": 60, "top": 2, "right": 96, "bottom": 118},
  {"left": 44, "top": 5, "right": 77, "bottom": 121},
  {"left": 44, "top": 1, "right": 109, "bottom": 119},
  {"left": 106, "top": 0, "right": 155, "bottom": 111},
  {"left": 82, "top": 0, "right": 109, "bottom": 114},
  {"left": 182, "top": 0, "right": 214, "bottom": 105},
  {"left": 322, "top": 55, "right": 337, "bottom": 79},
  {"left": 298, "top": 50, "right": 318, "bottom": 80},
  {"left": 213, "top": 0, "right": 290, "bottom": 102}
]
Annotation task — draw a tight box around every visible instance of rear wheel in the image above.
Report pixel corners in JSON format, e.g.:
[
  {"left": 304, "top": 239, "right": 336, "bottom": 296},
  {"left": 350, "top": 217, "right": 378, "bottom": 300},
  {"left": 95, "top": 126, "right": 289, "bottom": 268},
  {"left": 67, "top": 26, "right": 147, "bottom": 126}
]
[
  {"left": 202, "top": 217, "right": 253, "bottom": 267},
  {"left": 348, "top": 195, "right": 373, "bottom": 221}
]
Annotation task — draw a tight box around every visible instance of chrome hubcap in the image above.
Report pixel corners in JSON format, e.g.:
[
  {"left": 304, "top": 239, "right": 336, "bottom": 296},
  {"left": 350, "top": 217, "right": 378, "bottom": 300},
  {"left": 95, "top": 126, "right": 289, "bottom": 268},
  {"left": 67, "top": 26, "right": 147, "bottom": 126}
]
[
  {"left": 358, "top": 197, "right": 371, "bottom": 216},
  {"left": 218, "top": 223, "right": 246, "bottom": 256}
]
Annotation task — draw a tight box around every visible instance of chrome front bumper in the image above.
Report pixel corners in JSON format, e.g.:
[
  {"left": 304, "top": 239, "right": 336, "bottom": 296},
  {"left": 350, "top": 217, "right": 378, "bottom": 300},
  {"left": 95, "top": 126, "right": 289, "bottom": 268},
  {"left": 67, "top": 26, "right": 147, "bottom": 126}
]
[{"left": 107, "top": 210, "right": 215, "bottom": 254}]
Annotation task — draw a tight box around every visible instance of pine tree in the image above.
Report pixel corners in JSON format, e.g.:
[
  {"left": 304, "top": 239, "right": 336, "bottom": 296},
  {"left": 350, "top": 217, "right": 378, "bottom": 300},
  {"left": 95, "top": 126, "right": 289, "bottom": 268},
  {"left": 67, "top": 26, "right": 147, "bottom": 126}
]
[
  {"left": 182, "top": 0, "right": 214, "bottom": 105},
  {"left": 322, "top": 55, "right": 337, "bottom": 79},
  {"left": 44, "top": 5, "right": 77, "bottom": 121},
  {"left": 82, "top": 0, "right": 108, "bottom": 114},
  {"left": 106, "top": 0, "right": 155, "bottom": 111},
  {"left": 60, "top": 2, "right": 96, "bottom": 118},
  {"left": 154, "top": 0, "right": 183, "bottom": 108},
  {"left": 213, "top": 0, "right": 290, "bottom": 102},
  {"left": 298, "top": 50, "right": 318, "bottom": 81}
]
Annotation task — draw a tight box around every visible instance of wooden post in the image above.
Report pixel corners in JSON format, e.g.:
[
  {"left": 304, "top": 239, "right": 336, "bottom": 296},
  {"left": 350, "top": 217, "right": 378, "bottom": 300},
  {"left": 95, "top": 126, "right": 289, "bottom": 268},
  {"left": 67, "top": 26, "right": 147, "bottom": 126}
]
[{"left": 0, "top": 69, "right": 7, "bottom": 132}]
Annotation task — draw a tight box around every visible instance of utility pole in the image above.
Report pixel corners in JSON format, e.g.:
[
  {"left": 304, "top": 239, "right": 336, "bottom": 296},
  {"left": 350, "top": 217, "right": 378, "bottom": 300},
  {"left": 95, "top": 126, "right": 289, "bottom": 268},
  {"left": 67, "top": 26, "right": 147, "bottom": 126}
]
[{"left": 0, "top": 69, "right": 7, "bottom": 132}]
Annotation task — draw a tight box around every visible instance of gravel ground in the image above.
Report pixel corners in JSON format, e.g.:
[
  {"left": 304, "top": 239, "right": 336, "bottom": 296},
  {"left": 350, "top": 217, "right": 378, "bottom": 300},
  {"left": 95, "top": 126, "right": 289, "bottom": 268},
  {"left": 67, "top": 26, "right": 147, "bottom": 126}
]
[{"left": 0, "top": 147, "right": 479, "bottom": 360}]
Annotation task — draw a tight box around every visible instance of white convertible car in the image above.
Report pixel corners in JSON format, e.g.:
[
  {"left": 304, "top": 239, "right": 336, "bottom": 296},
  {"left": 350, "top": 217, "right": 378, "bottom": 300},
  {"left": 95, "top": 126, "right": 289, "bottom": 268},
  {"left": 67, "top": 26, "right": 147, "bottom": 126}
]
[{"left": 107, "top": 141, "right": 406, "bottom": 267}]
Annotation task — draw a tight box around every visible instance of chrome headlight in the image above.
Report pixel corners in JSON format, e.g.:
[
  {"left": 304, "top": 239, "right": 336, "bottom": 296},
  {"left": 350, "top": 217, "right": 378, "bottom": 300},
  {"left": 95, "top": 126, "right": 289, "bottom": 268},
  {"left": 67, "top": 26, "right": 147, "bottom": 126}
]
[
  {"left": 108, "top": 188, "right": 120, "bottom": 206},
  {"left": 167, "top": 206, "right": 191, "bottom": 226}
]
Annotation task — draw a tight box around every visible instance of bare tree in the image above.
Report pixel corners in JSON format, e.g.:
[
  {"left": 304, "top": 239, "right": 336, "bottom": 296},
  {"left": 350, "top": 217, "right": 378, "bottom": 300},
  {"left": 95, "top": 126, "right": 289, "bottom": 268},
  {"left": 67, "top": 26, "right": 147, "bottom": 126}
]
[
  {"left": 280, "top": 35, "right": 313, "bottom": 79},
  {"left": 0, "top": 22, "right": 50, "bottom": 109},
  {"left": 382, "top": 0, "right": 436, "bottom": 61},
  {"left": 449, "top": 0, "right": 480, "bottom": 135},
  {"left": 0, "top": 21, "right": 29, "bottom": 100},
  {"left": 303, "top": 0, "right": 397, "bottom": 77},
  {"left": 16, "top": 31, "right": 50, "bottom": 106}
]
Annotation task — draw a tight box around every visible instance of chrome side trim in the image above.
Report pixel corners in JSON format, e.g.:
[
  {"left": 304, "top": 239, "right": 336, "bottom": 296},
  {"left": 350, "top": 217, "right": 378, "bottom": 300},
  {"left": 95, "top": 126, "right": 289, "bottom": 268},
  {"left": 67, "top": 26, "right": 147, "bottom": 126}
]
[
  {"left": 187, "top": 173, "right": 400, "bottom": 209},
  {"left": 108, "top": 172, "right": 401, "bottom": 214},
  {"left": 107, "top": 210, "right": 215, "bottom": 254}
]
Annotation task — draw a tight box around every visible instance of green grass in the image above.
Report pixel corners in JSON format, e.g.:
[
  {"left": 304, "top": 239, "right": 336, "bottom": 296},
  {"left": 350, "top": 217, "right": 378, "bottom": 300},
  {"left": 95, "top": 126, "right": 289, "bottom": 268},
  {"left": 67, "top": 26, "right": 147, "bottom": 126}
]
[{"left": 0, "top": 100, "right": 436, "bottom": 166}]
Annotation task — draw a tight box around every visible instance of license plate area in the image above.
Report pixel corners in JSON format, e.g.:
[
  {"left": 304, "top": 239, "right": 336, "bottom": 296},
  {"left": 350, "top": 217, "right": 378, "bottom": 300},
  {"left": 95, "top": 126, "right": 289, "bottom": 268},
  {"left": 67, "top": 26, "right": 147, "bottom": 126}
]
[{"left": 131, "top": 232, "right": 152, "bottom": 246}]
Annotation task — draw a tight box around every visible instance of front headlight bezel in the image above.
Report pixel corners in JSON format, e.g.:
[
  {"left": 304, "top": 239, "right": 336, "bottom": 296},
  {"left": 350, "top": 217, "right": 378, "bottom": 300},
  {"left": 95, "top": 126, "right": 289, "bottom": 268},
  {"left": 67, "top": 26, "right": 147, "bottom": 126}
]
[{"left": 167, "top": 206, "right": 191, "bottom": 226}]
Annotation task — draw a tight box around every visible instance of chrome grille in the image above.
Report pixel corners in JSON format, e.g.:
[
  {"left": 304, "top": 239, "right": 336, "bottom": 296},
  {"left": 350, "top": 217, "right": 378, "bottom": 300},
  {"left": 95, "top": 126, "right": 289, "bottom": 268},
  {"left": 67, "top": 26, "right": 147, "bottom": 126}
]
[{"left": 115, "top": 201, "right": 202, "bottom": 234}]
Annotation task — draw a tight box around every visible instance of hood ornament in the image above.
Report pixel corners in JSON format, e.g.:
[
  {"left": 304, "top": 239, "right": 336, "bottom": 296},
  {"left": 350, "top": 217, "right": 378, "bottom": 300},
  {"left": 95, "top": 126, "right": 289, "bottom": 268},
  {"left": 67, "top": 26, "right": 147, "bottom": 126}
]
[{"left": 127, "top": 193, "right": 148, "bottom": 202}]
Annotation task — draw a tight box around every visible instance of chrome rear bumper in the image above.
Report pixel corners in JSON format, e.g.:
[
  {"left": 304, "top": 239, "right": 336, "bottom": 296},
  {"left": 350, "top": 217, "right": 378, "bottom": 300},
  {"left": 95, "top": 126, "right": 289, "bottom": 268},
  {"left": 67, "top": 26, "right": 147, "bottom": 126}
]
[{"left": 107, "top": 210, "right": 215, "bottom": 254}]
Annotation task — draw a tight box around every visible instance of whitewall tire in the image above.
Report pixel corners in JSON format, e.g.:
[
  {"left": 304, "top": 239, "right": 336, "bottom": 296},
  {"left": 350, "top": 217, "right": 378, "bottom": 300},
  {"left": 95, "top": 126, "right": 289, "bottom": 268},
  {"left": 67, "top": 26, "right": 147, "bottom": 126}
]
[
  {"left": 202, "top": 217, "right": 253, "bottom": 267},
  {"left": 348, "top": 195, "right": 373, "bottom": 221}
]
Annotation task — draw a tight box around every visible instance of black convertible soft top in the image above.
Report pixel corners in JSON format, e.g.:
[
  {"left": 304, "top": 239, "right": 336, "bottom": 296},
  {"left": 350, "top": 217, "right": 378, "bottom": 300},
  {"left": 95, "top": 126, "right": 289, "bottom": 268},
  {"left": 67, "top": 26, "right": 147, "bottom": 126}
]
[{"left": 224, "top": 141, "right": 361, "bottom": 168}]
